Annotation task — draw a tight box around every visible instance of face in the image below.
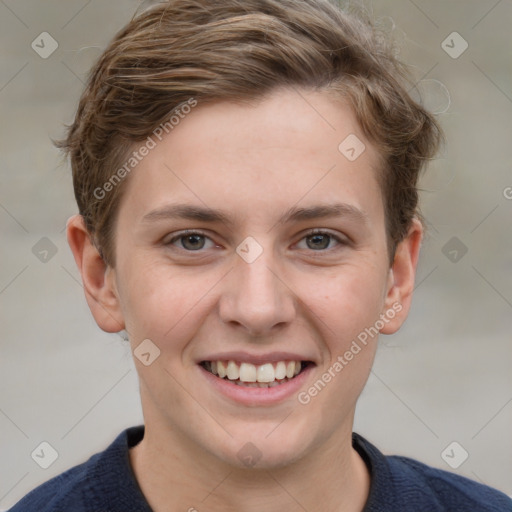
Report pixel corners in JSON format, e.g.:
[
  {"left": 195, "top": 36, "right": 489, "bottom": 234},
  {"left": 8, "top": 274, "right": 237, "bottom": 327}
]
[{"left": 77, "top": 87, "right": 418, "bottom": 469}]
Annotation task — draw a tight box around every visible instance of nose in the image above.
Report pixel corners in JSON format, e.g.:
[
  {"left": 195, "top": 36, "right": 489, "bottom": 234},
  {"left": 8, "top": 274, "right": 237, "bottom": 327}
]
[{"left": 218, "top": 246, "right": 296, "bottom": 337}]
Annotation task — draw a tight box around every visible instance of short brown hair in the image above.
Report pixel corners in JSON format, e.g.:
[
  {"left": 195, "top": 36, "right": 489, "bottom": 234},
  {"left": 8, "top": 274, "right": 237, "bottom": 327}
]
[{"left": 57, "top": 0, "right": 442, "bottom": 266}]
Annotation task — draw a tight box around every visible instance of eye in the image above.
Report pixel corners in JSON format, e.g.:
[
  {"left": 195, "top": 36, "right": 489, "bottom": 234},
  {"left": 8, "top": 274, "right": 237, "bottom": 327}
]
[
  {"left": 165, "top": 230, "right": 216, "bottom": 251},
  {"left": 296, "top": 229, "right": 346, "bottom": 251},
  {"left": 164, "top": 229, "right": 347, "bottom": 253}
]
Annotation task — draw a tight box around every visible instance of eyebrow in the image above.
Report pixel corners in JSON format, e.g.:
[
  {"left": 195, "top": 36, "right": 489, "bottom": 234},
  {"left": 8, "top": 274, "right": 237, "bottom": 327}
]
[{"left": 140, "top": 202, "right": 369, "bottom": 227}]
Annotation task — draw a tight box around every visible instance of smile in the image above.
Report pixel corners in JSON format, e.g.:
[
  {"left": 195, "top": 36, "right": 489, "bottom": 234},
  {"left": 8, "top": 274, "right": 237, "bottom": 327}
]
[{"left": 200, "top": 360, "right": 313, "bottom": 388}]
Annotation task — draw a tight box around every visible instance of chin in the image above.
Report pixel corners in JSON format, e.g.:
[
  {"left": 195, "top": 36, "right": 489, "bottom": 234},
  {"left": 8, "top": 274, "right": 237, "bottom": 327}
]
[{"left": 209, "top": 421, "right": 317, "bottom": 470}]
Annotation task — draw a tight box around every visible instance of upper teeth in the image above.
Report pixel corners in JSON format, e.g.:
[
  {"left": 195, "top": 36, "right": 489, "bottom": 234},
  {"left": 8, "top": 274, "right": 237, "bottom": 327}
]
[{"left": 209, "top": 360, "right": 302, "bottom": 383}]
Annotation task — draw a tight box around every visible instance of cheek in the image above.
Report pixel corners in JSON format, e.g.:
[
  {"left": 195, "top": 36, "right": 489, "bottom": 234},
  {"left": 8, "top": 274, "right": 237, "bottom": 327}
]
[
  {"left": 119, "top": 259, "right": 218, "bottom": 348},
  {"left": 296, "top": 267, "right": 385, "bottom": 424},
  {"left": 299, "top": 261, "right": 387, "bottom": 342}
]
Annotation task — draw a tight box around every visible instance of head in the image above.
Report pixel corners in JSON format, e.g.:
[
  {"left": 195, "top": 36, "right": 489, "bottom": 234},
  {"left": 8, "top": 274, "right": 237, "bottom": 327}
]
[{"left": 63, "top": 0, "right": 442, "bottom": 469}]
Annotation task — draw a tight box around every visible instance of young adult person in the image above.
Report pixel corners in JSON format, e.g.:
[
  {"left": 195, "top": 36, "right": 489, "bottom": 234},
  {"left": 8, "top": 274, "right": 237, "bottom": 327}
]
[{"left": 9, "top": 1, "right": 512, "bottom": 510}]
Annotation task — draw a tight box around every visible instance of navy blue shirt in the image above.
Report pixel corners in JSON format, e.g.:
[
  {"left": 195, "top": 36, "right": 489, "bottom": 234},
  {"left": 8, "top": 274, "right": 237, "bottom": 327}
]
[{"left": 8, "top": 425, "right": 512, "bottom": 511}]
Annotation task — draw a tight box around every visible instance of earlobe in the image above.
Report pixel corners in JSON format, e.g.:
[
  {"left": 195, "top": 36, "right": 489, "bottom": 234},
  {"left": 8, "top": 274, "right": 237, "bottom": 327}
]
[
  {"left": 380, "top": 218, "right": 423, "bottom": 335},
  {"left": 66, "top": 214, "right": 125, "bottom": 333}
]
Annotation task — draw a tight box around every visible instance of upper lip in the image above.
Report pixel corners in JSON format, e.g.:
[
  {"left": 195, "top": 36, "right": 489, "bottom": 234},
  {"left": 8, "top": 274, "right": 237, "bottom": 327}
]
[{"left": 198, "top": 351, "right": 316, "bottom": 365}]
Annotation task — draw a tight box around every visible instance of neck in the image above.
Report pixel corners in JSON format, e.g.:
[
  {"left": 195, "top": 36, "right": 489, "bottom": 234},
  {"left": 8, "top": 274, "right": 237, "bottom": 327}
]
[{"left": 129, "top": 421, "right": 370, "bottom": 512}]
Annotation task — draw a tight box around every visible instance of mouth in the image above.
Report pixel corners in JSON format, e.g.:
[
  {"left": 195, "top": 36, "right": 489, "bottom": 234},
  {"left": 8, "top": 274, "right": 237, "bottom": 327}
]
[{"left": 199, "top": 360, "right": 315, "bottom": 388}]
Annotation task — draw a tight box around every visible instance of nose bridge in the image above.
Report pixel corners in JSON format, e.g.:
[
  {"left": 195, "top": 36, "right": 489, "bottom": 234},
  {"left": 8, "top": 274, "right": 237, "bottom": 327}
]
[{"left": 219, "top": 242, "right": 295, "bottom": 335}]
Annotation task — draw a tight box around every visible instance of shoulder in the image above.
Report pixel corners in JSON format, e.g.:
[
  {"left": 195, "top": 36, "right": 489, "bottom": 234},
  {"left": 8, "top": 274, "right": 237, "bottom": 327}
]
[
  {"left": 353, "top": 433, "right": 512, "bottom": 512},
  {"left": 8, "top": 426, "right": 150, "bottom": 512},
  {"left": 8, "top": 457, "right": 99, "bottom": 512},
  {"left": 386, "top": 454, "right": 512, "bottom": 511}
]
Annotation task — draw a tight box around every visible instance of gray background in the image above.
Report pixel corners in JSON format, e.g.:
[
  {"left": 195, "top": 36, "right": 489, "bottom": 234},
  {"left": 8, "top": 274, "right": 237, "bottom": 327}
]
[{"left": 1, "top": 0, "right": 511, "bottom": 508}]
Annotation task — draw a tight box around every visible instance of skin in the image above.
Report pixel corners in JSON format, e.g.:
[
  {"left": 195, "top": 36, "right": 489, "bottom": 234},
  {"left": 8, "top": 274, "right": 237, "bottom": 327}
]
[{"left": 67, "top": 87, "right": 422, "bottom": 512}]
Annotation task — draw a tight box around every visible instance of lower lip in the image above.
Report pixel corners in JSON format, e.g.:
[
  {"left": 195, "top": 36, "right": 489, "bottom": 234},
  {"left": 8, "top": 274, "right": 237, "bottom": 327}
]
[{"left": 198, "top": 364, "right": 314, "bottom": 406}]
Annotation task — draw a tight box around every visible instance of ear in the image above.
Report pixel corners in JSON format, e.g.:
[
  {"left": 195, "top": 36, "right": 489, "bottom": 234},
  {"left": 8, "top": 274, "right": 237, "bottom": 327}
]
[
  {"left": 379, "top": 218, "right": 423, "bottom": 334},
  {"left": 66, "top": 214, "right": 125, "bottom": 333}
]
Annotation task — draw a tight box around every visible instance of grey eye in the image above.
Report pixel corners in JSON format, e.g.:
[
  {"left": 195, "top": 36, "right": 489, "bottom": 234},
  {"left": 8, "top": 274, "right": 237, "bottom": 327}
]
[
  {"left": 179, "top": 234, "right": 206, "bottom": 250},
  {"left": 305, "top": 233, "right": 332, "bottom": 250},
  {"left": 165, "top": 230, "right": 217, "bottom": 252}
]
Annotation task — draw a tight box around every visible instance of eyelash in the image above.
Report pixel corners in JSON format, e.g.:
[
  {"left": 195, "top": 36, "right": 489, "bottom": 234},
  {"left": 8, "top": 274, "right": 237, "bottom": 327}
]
[{"left": 164, "top": 228, "right": 347, "bottom": 253}]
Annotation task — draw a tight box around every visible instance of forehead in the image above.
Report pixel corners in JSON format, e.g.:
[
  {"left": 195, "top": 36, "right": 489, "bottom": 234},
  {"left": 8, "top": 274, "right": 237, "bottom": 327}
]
[{"left": 116, "top": 88, "right": 384, "bottom": 228}]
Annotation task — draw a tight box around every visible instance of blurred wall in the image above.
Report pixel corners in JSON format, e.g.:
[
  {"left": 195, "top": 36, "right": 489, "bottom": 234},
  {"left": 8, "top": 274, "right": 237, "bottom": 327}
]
[{"left": 1, "top": 0, "right": 511, "bottom": 508}]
